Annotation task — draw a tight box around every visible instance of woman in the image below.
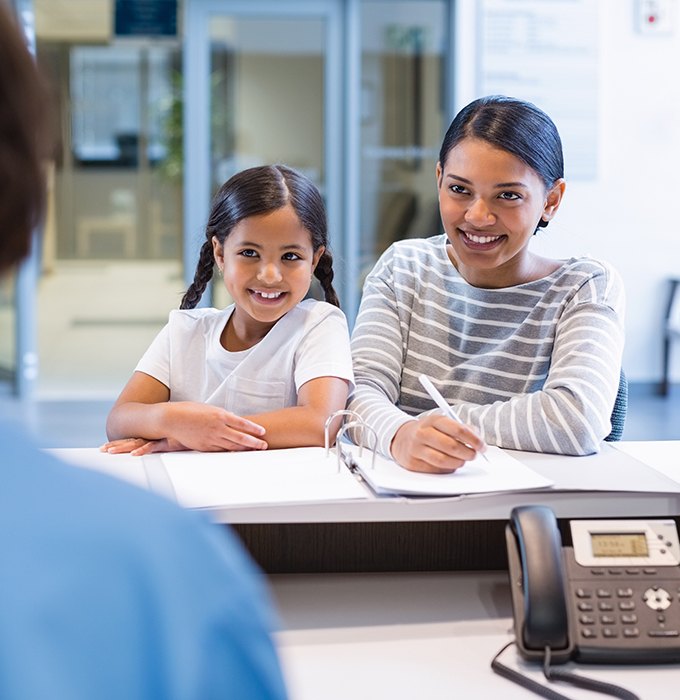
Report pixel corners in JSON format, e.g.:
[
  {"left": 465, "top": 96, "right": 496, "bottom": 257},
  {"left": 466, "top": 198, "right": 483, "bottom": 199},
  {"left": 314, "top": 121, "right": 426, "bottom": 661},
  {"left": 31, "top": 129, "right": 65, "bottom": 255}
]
[{"left": 348, "top": 95, "right": 624, "bottom": 474}]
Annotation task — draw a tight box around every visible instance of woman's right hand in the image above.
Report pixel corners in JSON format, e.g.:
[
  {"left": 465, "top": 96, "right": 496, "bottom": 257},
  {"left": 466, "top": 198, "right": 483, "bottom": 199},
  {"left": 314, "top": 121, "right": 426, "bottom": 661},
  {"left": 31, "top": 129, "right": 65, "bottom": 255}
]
[
  {"left": 163, "top": 402, "right": 268, "bottom": 452},
  {"left": 390, "top": 414, "right": 485, "bottom": 473}
]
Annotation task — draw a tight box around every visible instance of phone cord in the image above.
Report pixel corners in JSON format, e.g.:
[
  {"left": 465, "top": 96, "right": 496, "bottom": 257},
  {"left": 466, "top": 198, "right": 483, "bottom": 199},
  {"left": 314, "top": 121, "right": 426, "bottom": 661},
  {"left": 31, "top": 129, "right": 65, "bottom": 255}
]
[
  {"left": 543, "top": 647, "right": 641, "bottom": 700},
  {"left": 490, "top": 641, "right": 641, "bottom": 700}
]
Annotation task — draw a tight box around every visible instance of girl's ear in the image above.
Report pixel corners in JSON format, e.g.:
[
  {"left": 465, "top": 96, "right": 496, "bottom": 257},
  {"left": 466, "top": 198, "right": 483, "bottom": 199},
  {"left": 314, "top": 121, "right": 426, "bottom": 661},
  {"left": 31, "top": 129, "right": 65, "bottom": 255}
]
[
  {"left": 435, "top": 161, "right": 443, "bottom": 189},
  {"left": 312, "top": 245, "right": 325, "bottom": 272},
  {"left": 541, "top": 178, "right": 566, "bottom": 223},
  {"left": 212, "top": 236, "right": 224, "bottom": 269}
]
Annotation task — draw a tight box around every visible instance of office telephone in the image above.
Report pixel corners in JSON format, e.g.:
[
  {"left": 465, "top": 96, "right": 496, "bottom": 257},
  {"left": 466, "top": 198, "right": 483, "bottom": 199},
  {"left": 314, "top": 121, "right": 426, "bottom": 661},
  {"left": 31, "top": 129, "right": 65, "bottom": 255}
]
[{"left": 506, "top": 505, "right": 680, "bottom": 665}]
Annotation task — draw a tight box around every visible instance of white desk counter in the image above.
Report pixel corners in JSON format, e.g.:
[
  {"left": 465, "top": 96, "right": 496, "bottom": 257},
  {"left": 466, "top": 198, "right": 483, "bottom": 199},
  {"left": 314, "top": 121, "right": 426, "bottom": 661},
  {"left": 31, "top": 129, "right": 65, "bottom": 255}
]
[
  {"left": 271, "top": 570, "right": 679, "bottom": 699},
  {"left": 52, "top": 441, "right": 680, "bottom": 573},
  {"left": 52, "top": 441, "right": 680, "bottom": 524}
]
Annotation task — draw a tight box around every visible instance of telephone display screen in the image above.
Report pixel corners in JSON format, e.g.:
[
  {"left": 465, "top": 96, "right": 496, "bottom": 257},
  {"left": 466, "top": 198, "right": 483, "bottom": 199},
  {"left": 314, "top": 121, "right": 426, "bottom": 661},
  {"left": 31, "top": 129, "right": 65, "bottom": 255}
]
[{"left": 590, "top": 532, "right": 649, "bottom": 557}]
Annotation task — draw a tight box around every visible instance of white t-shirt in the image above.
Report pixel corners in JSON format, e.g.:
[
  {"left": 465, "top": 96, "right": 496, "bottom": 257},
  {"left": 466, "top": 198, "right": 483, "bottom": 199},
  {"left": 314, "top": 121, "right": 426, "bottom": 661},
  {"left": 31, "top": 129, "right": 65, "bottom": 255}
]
[{"left": 136, "top": 299, "right": 354, "bottom": 415}]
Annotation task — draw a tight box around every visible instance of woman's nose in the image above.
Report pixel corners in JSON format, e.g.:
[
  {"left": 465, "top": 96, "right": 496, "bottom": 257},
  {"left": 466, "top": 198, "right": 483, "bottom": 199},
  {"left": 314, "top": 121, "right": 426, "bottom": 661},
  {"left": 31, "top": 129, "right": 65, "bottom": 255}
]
[
  {"left": 257, "top": 262, "right": 283, "bottom": 284},
  {"left": 465, "top": 198, "right": 496, "bottom": 226}
]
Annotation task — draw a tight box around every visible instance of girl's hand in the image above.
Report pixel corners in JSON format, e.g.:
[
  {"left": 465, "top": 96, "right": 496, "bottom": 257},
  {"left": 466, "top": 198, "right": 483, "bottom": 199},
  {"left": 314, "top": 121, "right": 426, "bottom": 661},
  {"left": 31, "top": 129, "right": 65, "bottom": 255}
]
[
  {"left": 164, "top": 402, "right": 268, "bottom": 452},
  {"left": 100, "top": 437, "right": 150, "bottom": 454},
  {"left": 100, "top": 437, "right": 189, "bottom": 456},
  {"left": 390, "top": 414, "right": 485, "bottom": 473}
]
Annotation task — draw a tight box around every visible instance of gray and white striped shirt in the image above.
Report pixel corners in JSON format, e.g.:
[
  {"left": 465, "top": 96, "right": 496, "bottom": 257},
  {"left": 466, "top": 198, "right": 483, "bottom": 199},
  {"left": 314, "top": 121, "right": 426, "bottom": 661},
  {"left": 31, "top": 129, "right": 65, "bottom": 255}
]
[{"left": 348, "top": 234, "right": 625, "bottom": 457}]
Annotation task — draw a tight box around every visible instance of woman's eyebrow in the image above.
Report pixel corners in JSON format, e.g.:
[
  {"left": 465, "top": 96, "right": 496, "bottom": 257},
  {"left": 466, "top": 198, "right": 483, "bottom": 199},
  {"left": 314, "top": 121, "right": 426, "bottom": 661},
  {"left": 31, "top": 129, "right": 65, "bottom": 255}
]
[{"left": 444, "top": 173, "right": 528, "bottom": 189}]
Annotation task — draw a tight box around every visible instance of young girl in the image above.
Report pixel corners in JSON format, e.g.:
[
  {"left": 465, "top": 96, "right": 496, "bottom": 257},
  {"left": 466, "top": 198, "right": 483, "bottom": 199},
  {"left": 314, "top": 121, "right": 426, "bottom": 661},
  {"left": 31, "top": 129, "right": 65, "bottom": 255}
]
[
  {"left": 103, "top": 165, "right": 354, "bottom": 455},
  {"left": 348, "top": 95, "right": 625, "bottom": 473}
]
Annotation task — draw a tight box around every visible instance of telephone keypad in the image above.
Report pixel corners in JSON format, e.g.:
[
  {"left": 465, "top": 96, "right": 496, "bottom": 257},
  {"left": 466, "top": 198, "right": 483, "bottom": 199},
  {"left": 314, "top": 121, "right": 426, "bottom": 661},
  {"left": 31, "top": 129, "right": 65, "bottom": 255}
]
[{"left": 568, "top": 558, "right": 680, "bottom": 652}]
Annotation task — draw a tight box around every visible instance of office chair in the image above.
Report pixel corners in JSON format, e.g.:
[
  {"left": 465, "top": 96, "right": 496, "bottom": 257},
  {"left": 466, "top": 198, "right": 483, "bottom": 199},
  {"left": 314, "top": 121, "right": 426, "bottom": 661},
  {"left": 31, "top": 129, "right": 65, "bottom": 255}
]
[
  {"left": 661, "top": 278, "right": 680, "bottom": 396},
  {"left": 604, "top": 368, "right": 627, "bottom": 442}
]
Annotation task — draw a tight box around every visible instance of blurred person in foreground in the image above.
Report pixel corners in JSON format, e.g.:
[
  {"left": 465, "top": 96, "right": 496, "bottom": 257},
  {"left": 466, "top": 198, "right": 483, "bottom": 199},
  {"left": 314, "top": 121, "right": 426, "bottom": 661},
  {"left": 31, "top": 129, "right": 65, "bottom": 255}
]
[{"left": 0, "top": 3, "right": 288, "bottom": 698}]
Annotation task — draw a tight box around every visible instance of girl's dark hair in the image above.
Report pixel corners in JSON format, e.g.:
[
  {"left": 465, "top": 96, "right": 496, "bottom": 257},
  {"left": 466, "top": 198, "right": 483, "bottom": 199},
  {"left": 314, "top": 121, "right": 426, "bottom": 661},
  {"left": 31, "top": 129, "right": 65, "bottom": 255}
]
[
  {"left": 181, "top": 164, "right": 339, "bottom": 308},
  {"left": 0, "top": 4, "right": 51, "bottom": 273},
  {"left": 438, "top": 95, "right": 564, "bottom": 229}
]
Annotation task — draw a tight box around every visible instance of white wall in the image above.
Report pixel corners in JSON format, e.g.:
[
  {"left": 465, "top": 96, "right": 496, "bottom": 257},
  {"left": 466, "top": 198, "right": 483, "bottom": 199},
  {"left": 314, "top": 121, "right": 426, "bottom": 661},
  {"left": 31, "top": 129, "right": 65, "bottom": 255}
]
[{"left": 461, "top": 0, "right": 680, "bottom": 384}]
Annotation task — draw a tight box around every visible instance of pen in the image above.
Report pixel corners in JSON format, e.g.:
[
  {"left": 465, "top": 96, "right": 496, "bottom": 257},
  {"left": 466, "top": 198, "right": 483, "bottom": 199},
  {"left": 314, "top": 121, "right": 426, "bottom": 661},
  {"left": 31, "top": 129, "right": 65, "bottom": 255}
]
[{"left": 418, "top": 373, "right": 489, "bottom": 461}]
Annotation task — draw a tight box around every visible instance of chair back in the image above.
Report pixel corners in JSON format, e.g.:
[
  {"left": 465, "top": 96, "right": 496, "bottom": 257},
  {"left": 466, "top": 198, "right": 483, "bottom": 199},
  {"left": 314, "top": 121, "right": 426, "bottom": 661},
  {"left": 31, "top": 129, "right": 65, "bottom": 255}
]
[{"left": 604, "top": 368, "right": 627, "bottom": 442}]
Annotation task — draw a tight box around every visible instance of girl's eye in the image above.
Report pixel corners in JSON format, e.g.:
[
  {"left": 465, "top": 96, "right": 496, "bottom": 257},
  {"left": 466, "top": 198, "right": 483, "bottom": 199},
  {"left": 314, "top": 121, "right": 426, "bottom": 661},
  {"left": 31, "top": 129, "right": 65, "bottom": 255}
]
[
  {"left": 498, "top": 191, "right": 521, "bottom": 201},
  {"left": 240, "top": 249, "right": 258, "bottom": 258},
  {"left": 282, "top": 252, "right": 302, "bottom": 261}
]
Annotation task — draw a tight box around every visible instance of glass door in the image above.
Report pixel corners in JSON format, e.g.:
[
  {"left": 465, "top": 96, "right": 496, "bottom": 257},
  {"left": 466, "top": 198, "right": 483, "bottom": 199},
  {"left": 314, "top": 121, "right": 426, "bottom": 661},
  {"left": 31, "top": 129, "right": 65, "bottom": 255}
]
[
  {"left": 352, "top": 0, "right": 450, "bottom": 312},
  {"left": 185, "top": 0, "right": 342, "bottom": 307}
]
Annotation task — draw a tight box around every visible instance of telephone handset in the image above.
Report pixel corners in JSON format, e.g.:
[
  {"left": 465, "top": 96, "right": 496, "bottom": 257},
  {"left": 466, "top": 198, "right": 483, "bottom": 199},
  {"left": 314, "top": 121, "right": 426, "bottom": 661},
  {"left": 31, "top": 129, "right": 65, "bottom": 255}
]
[{"left": 506, "top": 505, "right": 680, "bottom": 665}]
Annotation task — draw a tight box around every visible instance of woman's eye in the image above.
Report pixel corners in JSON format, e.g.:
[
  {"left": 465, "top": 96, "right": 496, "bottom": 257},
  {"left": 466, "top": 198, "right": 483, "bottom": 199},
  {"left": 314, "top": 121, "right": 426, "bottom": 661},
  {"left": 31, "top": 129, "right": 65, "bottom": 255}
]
[
  {"left": 498, "top": 191, "right": 521, "bottom": 201},
  {"left": 449, "top": 184, "right": 468, "bottom": 195}
]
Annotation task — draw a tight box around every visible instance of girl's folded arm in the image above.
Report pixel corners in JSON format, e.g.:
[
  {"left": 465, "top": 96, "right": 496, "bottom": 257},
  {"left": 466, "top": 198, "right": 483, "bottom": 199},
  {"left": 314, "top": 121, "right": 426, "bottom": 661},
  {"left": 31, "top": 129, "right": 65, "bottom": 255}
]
[
  {"left": 245, "top": 375, "right": 350, "bottom": 449},
  {"left": 105, "top": 371, "right": 267, "bottom": 452}
]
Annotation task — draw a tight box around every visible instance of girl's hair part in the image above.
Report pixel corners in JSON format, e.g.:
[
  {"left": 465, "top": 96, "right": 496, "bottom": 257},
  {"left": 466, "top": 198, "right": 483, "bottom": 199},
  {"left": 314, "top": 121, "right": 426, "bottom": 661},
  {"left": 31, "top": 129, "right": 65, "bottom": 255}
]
[
  {"left": 438, "top": 95, "right": 564, "bottom": 229},
  {"left": 181, "top": 164, "right": 340, "bottom": 308}
]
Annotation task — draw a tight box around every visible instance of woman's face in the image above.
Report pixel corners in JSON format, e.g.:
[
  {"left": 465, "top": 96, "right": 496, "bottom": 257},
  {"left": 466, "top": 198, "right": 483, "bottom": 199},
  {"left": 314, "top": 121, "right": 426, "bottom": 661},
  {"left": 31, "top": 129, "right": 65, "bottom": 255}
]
[{"left": 436, "top": 137, "right": 564, "bottom": 288}]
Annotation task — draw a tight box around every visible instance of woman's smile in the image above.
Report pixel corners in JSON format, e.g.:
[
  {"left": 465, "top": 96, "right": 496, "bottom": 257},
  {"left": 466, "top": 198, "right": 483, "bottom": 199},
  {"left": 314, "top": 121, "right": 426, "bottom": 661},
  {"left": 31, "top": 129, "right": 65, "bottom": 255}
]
[{"left": 458, "top": 229, "right": 505, "bottom": 249}]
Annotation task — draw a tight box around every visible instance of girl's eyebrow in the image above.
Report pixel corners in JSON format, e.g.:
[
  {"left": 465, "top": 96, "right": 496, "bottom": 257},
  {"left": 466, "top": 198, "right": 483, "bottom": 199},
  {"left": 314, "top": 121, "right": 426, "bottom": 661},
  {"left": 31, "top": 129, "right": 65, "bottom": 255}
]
[
  {"left": 444, "top": 173, "right": 528, "bottom": 189},
  {"left": 236, "top": 240, "right": 306, "bottom": 251}
]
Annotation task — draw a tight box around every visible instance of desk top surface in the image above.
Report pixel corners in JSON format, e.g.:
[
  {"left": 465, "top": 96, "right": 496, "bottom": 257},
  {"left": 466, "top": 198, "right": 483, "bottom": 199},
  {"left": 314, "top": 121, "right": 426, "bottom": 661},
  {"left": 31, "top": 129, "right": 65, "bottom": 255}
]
[
  {"left": 271, "top": 570, "right": 679, "bottom": 699},
  {"left": 51, "top": 441, "right": 680, "bottom": 524}
]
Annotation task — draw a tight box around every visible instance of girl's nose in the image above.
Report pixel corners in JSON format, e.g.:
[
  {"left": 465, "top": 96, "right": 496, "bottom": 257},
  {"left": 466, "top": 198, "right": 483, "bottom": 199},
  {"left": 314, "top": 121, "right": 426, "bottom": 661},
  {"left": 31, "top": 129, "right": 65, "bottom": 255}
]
[
  {"left": 465, "top": 197, "right": 496, "bottom": 226},
  {"left": 257, "top": 262, "right": 283, "bottom": 284}
]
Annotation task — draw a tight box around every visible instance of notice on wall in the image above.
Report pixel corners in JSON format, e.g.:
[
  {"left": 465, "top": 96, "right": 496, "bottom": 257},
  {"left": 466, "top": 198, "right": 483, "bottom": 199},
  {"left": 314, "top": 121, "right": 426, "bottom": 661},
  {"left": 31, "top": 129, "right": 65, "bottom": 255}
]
[{"left": 477, "top": 0, "right": 599, "bottom": 180}]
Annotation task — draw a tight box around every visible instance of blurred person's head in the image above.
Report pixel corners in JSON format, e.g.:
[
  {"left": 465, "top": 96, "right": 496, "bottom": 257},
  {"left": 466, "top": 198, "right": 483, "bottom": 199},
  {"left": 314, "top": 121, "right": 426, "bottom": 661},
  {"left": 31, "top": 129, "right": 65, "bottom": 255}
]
[{"left": 0, "top": 2, "right": 50, "bottom": 274}]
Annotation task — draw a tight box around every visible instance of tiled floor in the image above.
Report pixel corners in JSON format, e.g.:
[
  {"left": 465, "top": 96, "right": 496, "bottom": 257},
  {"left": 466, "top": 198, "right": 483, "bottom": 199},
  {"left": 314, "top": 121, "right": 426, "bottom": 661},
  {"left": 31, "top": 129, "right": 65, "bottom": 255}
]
[{"left": 1, "top": 382, "right": 679, "bottom": 448}]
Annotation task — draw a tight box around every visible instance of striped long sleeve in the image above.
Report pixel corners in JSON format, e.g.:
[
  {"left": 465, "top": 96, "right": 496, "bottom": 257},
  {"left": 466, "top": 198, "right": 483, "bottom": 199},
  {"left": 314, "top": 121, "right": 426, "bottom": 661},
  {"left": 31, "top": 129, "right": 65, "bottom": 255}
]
[{"left": 347, "top": 235, "right": 625, "bottom": 458}]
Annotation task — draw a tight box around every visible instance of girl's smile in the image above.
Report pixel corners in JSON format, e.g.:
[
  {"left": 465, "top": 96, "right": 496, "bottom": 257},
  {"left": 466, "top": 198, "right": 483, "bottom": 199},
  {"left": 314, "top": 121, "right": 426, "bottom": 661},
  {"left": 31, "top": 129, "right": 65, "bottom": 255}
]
[{"left": 213, "top": 204, "right": 324, "bottom": 350}]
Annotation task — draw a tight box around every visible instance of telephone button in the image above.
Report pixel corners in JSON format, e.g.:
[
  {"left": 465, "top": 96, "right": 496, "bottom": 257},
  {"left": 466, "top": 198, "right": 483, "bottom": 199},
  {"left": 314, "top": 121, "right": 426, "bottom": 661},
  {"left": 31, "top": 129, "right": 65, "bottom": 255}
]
[
  {"left": 596, "top": 589, "right": 612, "bottom": 598},
  {"left": 576, "top": 588, "right": 593, "bottom": 598},
  {"left": 579, "top": 614, "right": 596, "bottom": 625},
  {"left": 625, "top": 568, "right": 640, "bottom": 575},
  {"left": 600, "top": 615, "right": 616, "bottom": 625},
  {"left": 623, "top": 627, "right": 640, "bottom": 638},
  {"left": 590, "top": 568, "right": 606, "bottom": 575},
  {"left": 648, "top": 630, "right": 680, "bottom": 638},
  {"left": 618, "top": 600, "right": 636, "bottom": 611},
  {"left": 581, "top": 628, "right": 597, "bottom": 639},
  {"left": 616, "top": 588, "right": 634, "bottom": 598},
  {"left": 620, "top": 614, "right": 638, "bottom": 624},
  {"left": 602, "top": 628, "right": 618, "bottom": 638},
  {"left": 643, "top": 587, "right": 672, "bottom": 611},
  {"left": 598, "top": 602, "right": 614, "bottom": 612},
  {"left": 643, "top": 568, "right": 657, "bottom": 575},
  {"left": 607, "top": 569, "right": 623, "bottom": 575},
  {"left": 578, "top": 602, "right": 594, "bottom": 612}
]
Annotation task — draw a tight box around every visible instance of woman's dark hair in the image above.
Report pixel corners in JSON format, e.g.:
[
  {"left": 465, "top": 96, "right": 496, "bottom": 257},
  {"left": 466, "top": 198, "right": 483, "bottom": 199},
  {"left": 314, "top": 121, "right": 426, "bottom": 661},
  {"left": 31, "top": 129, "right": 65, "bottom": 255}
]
[
  {"left": 181, "top": 164, "right": 339, "bottom": 308},
  {"left": 438, "top": 95, "right": 564, "bottom": 229},
  {"left": 0, "top": 4, "right": 51, "bottom": 273}
]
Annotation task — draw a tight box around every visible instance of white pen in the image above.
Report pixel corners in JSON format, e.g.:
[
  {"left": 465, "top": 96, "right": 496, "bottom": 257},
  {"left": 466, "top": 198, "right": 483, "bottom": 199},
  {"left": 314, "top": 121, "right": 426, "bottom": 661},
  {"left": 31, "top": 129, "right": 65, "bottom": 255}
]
[{"left": 418, "top": 373, "right": 489, "bottom": 461}]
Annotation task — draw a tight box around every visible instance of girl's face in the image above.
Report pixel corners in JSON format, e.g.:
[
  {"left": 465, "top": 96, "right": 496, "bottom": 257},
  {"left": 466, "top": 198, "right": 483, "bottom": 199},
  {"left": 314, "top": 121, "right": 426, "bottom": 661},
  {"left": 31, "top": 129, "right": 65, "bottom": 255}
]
[
  {"left": 436, "top": 137, "right": 565, "bottom": 288},
  {"left": 213, "top": 204, "right": 323, "bottom": 339}
]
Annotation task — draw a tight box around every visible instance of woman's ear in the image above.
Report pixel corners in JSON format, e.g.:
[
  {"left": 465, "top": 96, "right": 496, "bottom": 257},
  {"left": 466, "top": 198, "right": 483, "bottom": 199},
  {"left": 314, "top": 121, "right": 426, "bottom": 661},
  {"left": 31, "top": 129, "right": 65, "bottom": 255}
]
[
  {"left": 541, "top": 178, "right": 566, "bottom": 223},
  {"left": 212, "top": 236, "right": 224, "bottom": 272},
  {"left": 435, "top": 161, "right": 443, "bottom": 189}
]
